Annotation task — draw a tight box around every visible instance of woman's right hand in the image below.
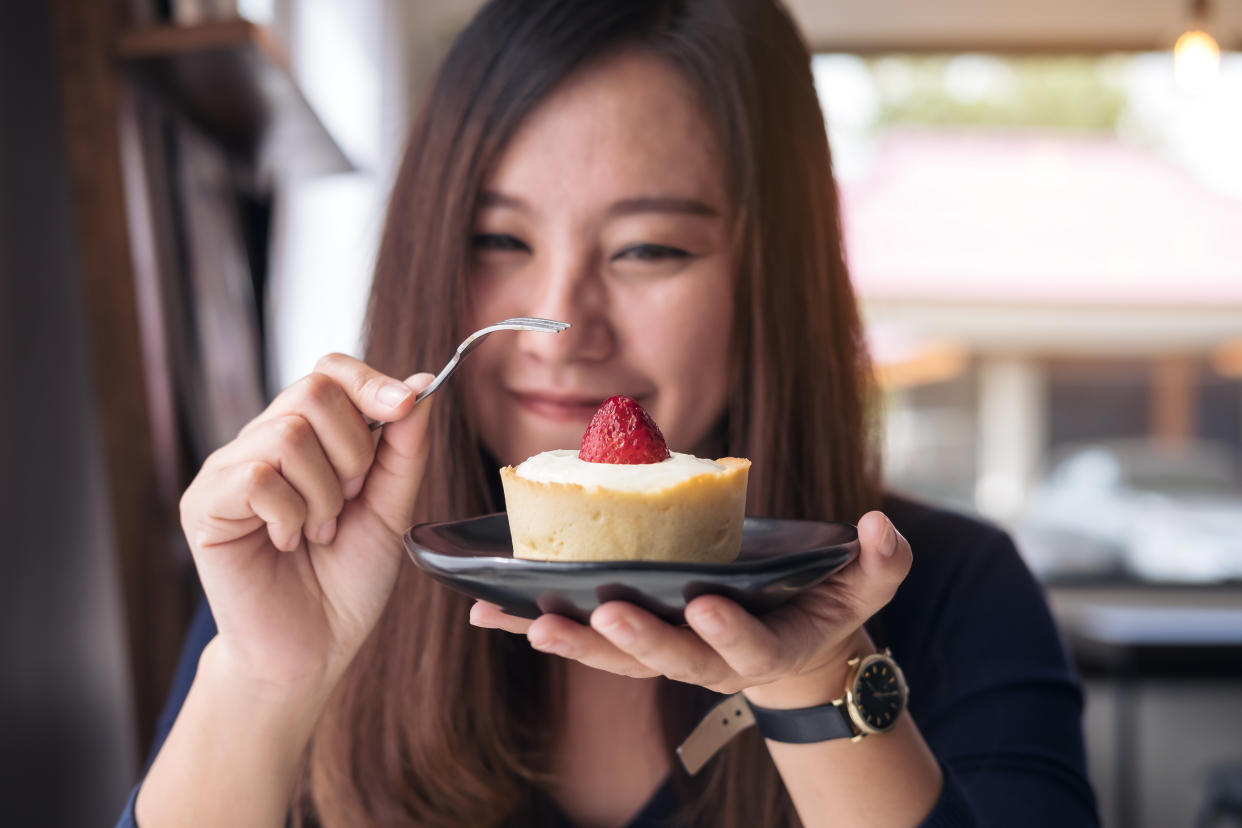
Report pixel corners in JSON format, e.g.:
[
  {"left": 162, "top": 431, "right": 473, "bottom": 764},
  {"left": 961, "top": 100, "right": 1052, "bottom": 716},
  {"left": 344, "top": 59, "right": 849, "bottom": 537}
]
[{"left": 178, "top": 354, "right": 436, "bottom": 706}]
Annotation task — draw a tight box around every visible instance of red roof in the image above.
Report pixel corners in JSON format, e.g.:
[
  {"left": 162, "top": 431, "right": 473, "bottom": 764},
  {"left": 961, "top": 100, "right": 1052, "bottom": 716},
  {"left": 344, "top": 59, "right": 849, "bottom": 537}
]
[{"left": 840, "top": 130, "right": 1242, "bottom": 306}]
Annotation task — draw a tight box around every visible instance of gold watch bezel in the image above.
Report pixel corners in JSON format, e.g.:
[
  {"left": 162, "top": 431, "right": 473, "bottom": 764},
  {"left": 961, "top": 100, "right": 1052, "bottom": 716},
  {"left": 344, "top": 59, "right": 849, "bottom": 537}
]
[{"left": 842, "top": 649, "right": 908, "bottom": 738}]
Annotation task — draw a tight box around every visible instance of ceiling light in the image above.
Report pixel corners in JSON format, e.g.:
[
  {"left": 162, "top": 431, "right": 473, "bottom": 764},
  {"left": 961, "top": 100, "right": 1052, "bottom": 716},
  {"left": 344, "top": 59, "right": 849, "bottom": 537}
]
[{"left": 1174, "top": 0, "right": 1222, "bottom": 95}]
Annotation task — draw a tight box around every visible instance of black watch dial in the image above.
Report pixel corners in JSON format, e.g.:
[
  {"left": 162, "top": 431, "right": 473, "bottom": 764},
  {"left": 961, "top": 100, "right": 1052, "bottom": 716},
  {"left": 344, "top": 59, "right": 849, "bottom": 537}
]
[{"left": 850, "top": 657, "right": 906, "bottom": 733}]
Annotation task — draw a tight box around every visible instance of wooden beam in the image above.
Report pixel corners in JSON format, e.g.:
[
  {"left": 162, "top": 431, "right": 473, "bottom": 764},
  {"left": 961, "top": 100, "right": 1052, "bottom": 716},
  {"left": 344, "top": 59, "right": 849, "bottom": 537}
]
[
  {"left": 46, "top": 0, "right": 189, "bottom": 759},
  {"left": 807, "top": 37, "right": 1185, "bottom": 55},
  {"left": 117, "top": 20, "right": 354, "bottom": 183},
  {"left": 1151, "top": 355, "right": 1198, "bottom": 449}
]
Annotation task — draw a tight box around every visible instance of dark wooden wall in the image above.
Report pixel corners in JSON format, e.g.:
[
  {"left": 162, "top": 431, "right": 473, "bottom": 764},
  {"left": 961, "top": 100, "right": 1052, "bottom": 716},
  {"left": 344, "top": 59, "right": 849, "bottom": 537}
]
[
  {"left": 2, "top": 1, "right": 147, "bottom": 822},
  {"left": 47, "top": 0, "right": 195, "bottom": 758}
]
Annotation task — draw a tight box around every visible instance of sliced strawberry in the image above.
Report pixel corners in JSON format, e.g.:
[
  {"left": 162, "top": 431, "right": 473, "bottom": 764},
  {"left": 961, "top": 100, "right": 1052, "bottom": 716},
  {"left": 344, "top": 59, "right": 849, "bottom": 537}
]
[{"left": 579, "top": 395, "right": 671, "bottom": 464}]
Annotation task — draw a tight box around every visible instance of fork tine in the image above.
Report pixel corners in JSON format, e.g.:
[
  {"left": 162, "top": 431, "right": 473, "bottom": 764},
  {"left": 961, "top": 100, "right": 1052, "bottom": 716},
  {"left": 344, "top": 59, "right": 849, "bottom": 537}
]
[
  {"left": 506, "top": 316, "right": 568, "bottom": 326},
  {"left": 500, "top": 316, "right": 570, "bottom": 330},
  {"left": 456, "top": 317, "right": 570, "bottom": 358}
]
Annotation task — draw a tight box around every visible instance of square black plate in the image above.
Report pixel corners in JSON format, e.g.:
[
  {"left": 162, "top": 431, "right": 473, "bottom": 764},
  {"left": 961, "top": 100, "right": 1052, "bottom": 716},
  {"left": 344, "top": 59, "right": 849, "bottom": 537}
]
[{"left": 404, "top": 513, "right": 858, "bottom": 624}]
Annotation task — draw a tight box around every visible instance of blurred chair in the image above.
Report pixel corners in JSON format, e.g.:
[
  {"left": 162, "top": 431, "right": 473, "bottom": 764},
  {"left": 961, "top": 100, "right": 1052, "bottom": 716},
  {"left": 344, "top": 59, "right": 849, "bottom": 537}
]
[{"left": 1197, "top": 761, "right": 1242, "bottom": 828}]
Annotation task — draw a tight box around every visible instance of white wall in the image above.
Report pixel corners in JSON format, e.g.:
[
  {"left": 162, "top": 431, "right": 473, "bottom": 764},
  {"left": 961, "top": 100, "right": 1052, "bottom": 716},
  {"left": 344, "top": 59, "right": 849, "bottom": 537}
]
[{"left": 265, "top": 0, "right": 488, "bottom": 391}]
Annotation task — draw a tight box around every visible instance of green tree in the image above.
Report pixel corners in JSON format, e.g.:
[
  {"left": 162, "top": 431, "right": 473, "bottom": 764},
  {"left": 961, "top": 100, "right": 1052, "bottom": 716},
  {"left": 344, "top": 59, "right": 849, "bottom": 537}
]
[{"left": 870, "top": 56, "right": 1127, "bottom": 131}]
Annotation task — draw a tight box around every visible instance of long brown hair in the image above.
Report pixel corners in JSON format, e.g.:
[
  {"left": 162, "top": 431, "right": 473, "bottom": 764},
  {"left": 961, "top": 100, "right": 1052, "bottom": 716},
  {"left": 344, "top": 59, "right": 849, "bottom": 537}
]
[{"left": 299, "top": 1, "right": 879, "bottom": 825}]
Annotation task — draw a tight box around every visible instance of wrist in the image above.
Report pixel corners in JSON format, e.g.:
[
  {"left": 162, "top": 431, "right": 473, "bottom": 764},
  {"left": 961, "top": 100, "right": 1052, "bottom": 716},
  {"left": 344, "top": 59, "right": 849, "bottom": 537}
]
[
  {"left": 198, "top": 638, "right": 334, "bottom": 732},
  {"left": 742, "top": 628, "right": 874, "bottom": 709},
  {"left": 135, "top": 640, "right": 329, "bottom": 827}
]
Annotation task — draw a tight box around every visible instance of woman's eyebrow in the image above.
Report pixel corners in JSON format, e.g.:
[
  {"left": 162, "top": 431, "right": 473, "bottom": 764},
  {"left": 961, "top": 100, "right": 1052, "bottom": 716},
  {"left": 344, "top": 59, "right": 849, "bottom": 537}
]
[
  {"left": 477, "top": 190, "right": 719, "bottom": 218},
  {"left": 478, "top": 190, "right": 530, "bottom": 211},
  {"left": 607, "top": 196, "right": 719, "bottom": 217}
]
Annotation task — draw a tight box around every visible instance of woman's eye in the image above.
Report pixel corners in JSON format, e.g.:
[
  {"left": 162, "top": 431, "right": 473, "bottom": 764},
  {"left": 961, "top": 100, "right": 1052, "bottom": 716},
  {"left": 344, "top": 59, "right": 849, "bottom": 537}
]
[
  {"left": 615, "top": 244, "right": 691, "bottom": 263},
  {"left": 471, "top": 233, "right": 530, "bottom": 253}
]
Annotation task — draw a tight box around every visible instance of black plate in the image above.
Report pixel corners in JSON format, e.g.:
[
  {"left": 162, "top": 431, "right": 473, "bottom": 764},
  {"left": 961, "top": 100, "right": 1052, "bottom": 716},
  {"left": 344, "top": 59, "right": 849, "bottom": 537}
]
[{"left": 404, "top": 513, "right": 858, "bottom": 624}]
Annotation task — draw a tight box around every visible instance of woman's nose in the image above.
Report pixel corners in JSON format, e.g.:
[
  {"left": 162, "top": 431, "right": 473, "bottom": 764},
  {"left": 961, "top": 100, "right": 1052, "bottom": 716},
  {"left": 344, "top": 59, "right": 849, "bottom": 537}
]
[{"left": 519, "top": 255, "right": 614, "bottom": 364}]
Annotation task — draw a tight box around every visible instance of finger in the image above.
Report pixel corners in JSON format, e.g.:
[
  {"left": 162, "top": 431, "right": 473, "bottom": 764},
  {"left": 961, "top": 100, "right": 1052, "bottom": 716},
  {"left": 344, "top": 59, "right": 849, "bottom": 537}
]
[
  {"left": 470, "top": 603, "right": 658, "bottom": 679},
  {"left": 469, "top": 601, "right": 533, "bottom": 634},
  {"left": 360, "top": 372, "right": 436, "bottom": 534},
  {"left": 203, "top": 460, "right": 307, "bottom": 552},
  {"left": 831, "top": 511, "right": 913, "bottom": 620},
  {"left": 528, "top": 613, "right": 660, "bottom": 679},
  {"left": 220, "top": 415, "right": 344, "bottom": 545},
  {"left": 253, "top": 372, "right": 376, "bottom": 499},
  {"left": 683, "top": 594, "right": 791, "bottom": 682},
  {"left": 311, "top": 352, "right": 422, "bottom": 425},
  {"left": 240, "top": 353, "right": 416, "bottom": 436},
  {"left": 589, "top": 602, "right": 736, "bottom": 690}
]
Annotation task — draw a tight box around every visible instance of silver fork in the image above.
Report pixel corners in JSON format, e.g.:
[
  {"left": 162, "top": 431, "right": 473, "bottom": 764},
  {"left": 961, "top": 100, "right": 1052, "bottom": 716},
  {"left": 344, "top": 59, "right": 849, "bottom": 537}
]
[{"left": 367, "top": 317, "right": 570, "bottom": 430}]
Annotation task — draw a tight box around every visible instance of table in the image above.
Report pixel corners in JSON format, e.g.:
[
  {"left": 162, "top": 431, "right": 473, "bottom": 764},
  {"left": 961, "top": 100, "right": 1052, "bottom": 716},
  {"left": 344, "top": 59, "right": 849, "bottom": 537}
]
[{"left": 1048, "top": 585, "right": 1242, "bottom": 828}]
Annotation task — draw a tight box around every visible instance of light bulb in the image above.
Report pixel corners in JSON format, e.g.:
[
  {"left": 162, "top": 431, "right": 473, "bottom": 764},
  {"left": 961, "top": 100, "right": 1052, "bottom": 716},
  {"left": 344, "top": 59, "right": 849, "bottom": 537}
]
[{"left": 1174, "top": 28, "right": 1221, "bottom": 95}]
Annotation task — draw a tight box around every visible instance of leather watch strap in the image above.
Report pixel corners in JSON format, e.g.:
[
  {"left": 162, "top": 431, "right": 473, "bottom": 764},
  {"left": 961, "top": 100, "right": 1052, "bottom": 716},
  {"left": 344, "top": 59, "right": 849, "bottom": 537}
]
[
  {"left": 748, "top": 698, "right": 856, "bottom": 743},
  {"left": 675, "top": 692, "right": 860, "bottom": 775},
  {"left": 676, "top": 693, "right": 756, "bottom": 775}
]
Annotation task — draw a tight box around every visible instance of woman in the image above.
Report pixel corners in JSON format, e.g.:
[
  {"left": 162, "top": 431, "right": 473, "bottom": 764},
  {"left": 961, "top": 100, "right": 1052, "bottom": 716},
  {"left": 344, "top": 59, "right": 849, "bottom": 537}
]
[{"left": 121, "top": 1, "right": 1097, "bottom": 826}]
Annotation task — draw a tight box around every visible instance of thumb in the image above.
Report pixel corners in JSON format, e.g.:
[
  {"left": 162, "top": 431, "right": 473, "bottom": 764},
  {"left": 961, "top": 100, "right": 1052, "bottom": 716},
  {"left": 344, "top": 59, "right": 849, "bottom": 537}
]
[
  {"left": 358, "top": 372, "right": 436, "bottom": 534},
  {"left": 835, "top": 511, "right": 913, "bottom": 621}
]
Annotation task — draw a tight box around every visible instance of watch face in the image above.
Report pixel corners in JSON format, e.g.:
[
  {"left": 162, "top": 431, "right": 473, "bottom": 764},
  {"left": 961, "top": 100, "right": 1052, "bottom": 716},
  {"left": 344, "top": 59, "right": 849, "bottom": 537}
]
[{"left": 848, "top": 655, "right": 906, "bottom": 734}]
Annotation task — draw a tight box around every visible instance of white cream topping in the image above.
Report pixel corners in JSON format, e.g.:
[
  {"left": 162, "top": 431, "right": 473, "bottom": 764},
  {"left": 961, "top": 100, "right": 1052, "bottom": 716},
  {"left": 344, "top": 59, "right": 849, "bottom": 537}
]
[{"left": 514, "top": 449, "right": 724, "bottom": 492}]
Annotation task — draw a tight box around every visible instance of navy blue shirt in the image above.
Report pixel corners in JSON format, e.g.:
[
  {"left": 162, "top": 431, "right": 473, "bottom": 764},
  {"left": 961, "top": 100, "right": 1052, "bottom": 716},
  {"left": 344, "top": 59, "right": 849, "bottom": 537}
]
[{"left": 116, "top": 496, "right": 1098, "bottom": 826}]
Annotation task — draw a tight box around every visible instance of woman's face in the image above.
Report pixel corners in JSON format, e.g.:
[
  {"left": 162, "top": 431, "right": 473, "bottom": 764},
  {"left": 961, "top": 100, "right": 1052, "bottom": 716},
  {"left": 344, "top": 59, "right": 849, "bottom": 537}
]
[{"left": 463, "top": 51, "right": 735, "bottom": 467}]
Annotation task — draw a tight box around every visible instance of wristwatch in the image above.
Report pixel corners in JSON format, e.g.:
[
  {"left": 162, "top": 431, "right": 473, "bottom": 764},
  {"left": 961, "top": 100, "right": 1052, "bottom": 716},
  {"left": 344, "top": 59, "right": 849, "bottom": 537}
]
[
  {"left": 749, "top": 649, "right": 909, "bottom": 744},
  {"left": 676, "top": 649, "right": 909, "bottom": 774}
]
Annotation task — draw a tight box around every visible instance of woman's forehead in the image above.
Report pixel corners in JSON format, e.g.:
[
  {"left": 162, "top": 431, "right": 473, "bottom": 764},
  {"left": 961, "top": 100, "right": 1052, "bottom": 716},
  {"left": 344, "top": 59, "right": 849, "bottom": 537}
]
[{"left": 483, "top": 51, "right": 728, "bottom": 213}]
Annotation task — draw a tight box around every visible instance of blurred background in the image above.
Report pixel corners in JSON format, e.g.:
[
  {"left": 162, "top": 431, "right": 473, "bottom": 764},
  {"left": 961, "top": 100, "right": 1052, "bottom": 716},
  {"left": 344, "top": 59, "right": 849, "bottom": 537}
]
[{"left": 2, "top": 0, "right": 1240, "bottom": 825}]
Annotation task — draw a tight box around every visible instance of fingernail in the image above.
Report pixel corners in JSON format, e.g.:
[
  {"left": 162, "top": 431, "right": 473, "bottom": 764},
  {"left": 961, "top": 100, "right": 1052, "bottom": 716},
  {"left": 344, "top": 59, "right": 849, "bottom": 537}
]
[
  {"left": 315, "top": 518, "right": 337, "bottom": 544},
  {"left": 881, "top": 520, "right": 898, "bottom": 558},
  {"left": 532, "top": 637, "right": 569, "bottom": 656},
  {"left": 378, "top": 382, "right": 412, "bottom": 409},
  {"left": 602, "top": 619, "right": 635, "bottom": 646},
  {"left": 343, "top": 476, "right": 365, "bottom": 500},
  {"left": 692, "top": 609, "right": 724, "bottom": 636}
]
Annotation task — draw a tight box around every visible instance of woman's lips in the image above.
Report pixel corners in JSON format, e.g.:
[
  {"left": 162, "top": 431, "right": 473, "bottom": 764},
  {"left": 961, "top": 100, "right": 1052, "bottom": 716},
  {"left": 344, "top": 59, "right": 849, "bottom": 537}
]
[
  {"left": 510, "top": 391, "right": 605, "bottom": 422},
  {"left": 511, "top": 390, "right": 646, "bottom": 423}
]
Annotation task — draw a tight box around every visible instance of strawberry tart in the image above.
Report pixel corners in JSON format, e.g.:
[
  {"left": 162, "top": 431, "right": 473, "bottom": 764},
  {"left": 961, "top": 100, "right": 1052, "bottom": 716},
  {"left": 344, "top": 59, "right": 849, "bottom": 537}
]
[{"left": 499, "top": 395, "right": 750, "bottom": 562}]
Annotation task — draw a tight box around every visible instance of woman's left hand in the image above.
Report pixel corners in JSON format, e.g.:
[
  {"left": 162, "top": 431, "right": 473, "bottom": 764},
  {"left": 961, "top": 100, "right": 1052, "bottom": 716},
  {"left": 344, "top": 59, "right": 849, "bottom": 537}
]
[{"left": 469, "top": 510, "right": 913, "bottom": 708}]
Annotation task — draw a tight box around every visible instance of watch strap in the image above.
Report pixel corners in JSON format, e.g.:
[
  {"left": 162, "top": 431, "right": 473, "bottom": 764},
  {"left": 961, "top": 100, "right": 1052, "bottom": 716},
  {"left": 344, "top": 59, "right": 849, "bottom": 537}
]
[
  {"left": 675, "top": 691, "right": 859, "bottom": 776},
  {"left": 675, "top": 693, "right": 756, "bottom": 775},
  {"left": 748, "top": 698, "right": 856, "bottom": 743}
]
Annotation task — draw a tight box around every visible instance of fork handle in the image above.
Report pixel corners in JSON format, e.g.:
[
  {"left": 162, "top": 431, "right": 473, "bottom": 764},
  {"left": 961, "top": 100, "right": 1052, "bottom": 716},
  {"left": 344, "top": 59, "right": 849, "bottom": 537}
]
[
  {"left": 366, "top": 384, "right": 436, "bottom": 431},
  {"left": 365, "top": 358, "right": 455, "bottom": 431},
  {"left": 364, "top": 318, "right": 566, "bottom": 431}
]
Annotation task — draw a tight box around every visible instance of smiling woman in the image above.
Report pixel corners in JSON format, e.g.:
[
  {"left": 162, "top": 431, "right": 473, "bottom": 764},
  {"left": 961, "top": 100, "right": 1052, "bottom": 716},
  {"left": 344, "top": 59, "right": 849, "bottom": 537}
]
[
  {"left": 463, "top": 50, "right": 734, "bottom": 466},
  {"left": 120, "top": 1, "right": 1097, "bottom": 827}
]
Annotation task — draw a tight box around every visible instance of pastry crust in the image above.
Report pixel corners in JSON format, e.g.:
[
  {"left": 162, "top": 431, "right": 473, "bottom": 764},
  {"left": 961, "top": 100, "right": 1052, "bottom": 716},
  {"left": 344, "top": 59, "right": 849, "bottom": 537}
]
[{"left": 500, "top": 457, "right": 750, "bottom": 562}]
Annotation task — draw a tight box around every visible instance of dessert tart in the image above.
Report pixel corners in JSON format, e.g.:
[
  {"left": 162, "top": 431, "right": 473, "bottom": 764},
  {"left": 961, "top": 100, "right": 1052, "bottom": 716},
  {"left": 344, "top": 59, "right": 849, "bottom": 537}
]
[{"left": 499, "top": 395, "right": 749, "bottom": 562}]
